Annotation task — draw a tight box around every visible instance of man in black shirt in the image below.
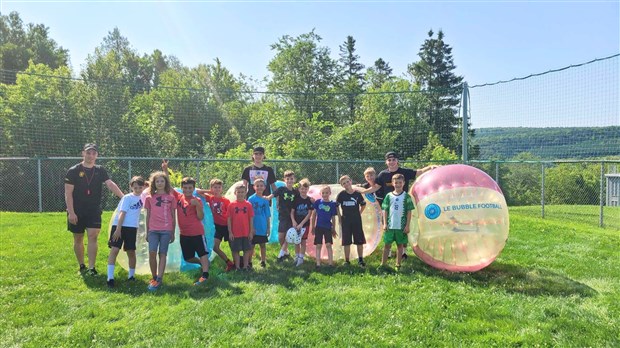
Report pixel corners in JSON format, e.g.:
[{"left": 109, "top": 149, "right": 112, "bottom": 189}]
[{"left": 64, "top": 143, "right": 124, "bottom": 275}]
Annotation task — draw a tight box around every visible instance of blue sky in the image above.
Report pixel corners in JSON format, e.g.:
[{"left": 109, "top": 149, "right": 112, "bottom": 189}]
[{"left": 2, "top": 0, "right": 619, "bottom": 127}]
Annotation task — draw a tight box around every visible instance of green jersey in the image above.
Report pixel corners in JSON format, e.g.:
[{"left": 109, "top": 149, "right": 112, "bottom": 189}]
[{"left": 381, "top": 191, "right": 414, "bottom": 230}]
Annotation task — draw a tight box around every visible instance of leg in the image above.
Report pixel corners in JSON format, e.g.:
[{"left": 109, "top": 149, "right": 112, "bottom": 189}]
[
  {"left": 396, "top": 244, "right": 404, "bottom": 267},
  {"left": 149, "top": 252, "right": 157, "bottom": 279},
  {"left": 242, "top": 251, "right": 250, "bottom": 269},
  {"left": 186, "top": 257, "right": 201, "bottom": 265},
  {"left": 260, "top": 244, "right": 267, "bottom": 263},
  {"left": 326, "top": 243, "right": 333, "bottom": 266},
  {"left": 316, "top": 244, "right": 322, "bottom": 266},
  {"left": 127, "top": 250, "right": 136, "bottom": 270},
  {"left": 356, "top": 244, "right": 364, "bottom": 259},
  {"left": 232, "top": 251, "right": 240, "bottom": 269},
  {"left": 344, "top": 245, "right": 351, "bottom": 262},
  {"left": 73, "top": 233, "right": 85, "bottom": 266},
  {"left": 86, "top": 228, "right": 100, "bottom": 269},
  {"left": 213, "top": 238, "right": 230, "bottom": 263},
  {"left": 107, "top": 247, "right": 120, "bottom": 265},
  {"left": 157, "top": 253, "right": 167, "bottom": 280},
  {"left": 199, "top": 255, "right": 210, "bottom": 272},
  {"left": 382, "top": 244, "right": 391, "bottom": 266}
]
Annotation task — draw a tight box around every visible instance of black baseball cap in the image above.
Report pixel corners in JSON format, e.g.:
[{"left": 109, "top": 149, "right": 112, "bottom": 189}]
[
  {"left": 253, "top": 146, "right": 265, "bottom": 154},
  {"left": 385, "top": 151, "right": 398, "bottom": 160},
  {"left": 83, "top": 143, "right": 98, "bottom": 152}
]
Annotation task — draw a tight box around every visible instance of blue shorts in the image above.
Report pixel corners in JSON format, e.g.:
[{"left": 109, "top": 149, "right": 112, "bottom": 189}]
[{"left": 148, "top": 231, "right": 172, "bottom": 254}]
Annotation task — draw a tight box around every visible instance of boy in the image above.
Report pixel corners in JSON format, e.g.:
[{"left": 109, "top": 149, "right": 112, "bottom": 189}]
[
  {"left": 336, "top": 175, "right": 367, "bottom": 267},
  {"left": 170, "top": 177, "right": 211, "bottom": 286},
  {"left": 248, "top": 178, "right": 271, "bottom": 268},
  {"left": 228, "top": 185, "right": 255, "bottom": 270},
  {"left": 272, "top": 170, "right": 297, "bottom": 262},
  {"left": 241, "top": 146, "right": 277, "bottom": 197},
  {"left": 311, "top": 186, "right": 338, "bottom": 268},
  {"left": 106, "top": 176, "right": 145, "bottom": 288},
  {"left": 381, "top": 174, "right": 415, "bottom": 270},
  {"left": 197, "top": 179, "right": 234, "bottom": 272},
  {"left": 290, "top": 178, "right": 314, "bottom": 266}
]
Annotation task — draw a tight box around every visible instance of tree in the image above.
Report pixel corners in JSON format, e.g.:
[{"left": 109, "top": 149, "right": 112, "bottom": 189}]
[
  {"left": 0, "top": 11, "right": 69, "bottom": 84},
  {"left": 366, "top": 58, "right": 393, "bottom": 89},
  {"left": 267, "top": 30, "right": 340, "bottom": 125},
  {"left": 408, "top": 29, "right": 464, "bottom": 151},
  {"left": 338, "top": 35, "right": 365, "bottom": 122}
]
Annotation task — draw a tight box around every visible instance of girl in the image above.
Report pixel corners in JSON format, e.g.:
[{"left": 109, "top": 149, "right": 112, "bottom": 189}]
[{"left": 143, "top": 171, "right": 176, "bottom": 291}]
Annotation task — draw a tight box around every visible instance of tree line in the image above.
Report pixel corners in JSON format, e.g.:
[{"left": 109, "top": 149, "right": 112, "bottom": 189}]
[{"left": 1, "top": 11, "right": 471, "bottom": 162}]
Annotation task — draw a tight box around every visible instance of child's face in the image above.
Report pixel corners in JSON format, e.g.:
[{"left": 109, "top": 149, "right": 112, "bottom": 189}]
[
  {"left": 254, "top": 181, "right": 266, "bottom": 194},
  {"left": 340, "top": 178, "right": 352, "bottom": 190},
  {"left": 130, "top": 182, "right": 145, "bottom": 195},
  {"left": 299, "top": 185, "right": 309, "bottom": 197},
  {"left": 392, "top": 178, "right": 404, "bottom": 191},
  {"left": 182, "top": 183, "right": 195, "bottom": 197},
  {"left": 211, "top": 184, "right": 222, "bottom": 196},
  {"left": 321, "top": 188, "right": 331, "bottom": 200},
  {"left": 386, "top": 157, "right": 399, "bottom": 171},
  {"left": 235, "top": 187, "right": 247, "bottom": 200},
  {"left": 252, "top": 152, "right": 264, "bottom": 163},
  {"left": 364, "top": 172, "right": 376, "bottom": 183},
  {"left": 154, "top": 176, "right": 166, "bottom": 191},
  {"left": 284, "top": 176, "right": 295, "bottom": 187}
]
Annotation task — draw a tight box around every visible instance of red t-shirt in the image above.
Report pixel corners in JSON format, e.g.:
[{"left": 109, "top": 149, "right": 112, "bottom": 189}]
[
  {"left": 171, "top": 190, "right": 204, "bottom": 236},
  {"left": 204, "top": 194, "right": 230, "bottom": 226},
  {"left": 228, "top": 200, "right": 254, "bottom": 238}
]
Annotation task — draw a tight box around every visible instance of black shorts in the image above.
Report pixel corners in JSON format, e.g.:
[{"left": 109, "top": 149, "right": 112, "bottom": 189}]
[
  {"left": 341, "top": 217, "right": 366, "bottom": 246},
  {"left": 278, "top": 219, "right": 292, "bottom": 234},
  {"left": 108, "top": 226, "right": 138, "bottom": 251},
  {"left": 252, "top": 235, "right": 269, "bottom": 245},
  {"left": 214, "top": 224, "right": 229, "bottom": 242},
  {"left": 67, "top": 211, "right": 102, "bottom": 233},
  {"left": 314, "top": 226, "right": 333, "bottom": 245},
  {"left": 231, "top": 236, "right": 252, "bottom": 252},
  {"left": 180, "top": 235, "right": 209, "bottom": 261}
]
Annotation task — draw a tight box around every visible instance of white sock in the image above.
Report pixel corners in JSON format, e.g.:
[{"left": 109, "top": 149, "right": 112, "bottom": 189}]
[
  {"left": 278, "top": 249, "right": 285, "bottom": 257},
  {"left": 128, "top": 268, "right": 135, "bottom": 278},
  {"left": 107, "top": 264, "right": 115, "bottom": 280}
]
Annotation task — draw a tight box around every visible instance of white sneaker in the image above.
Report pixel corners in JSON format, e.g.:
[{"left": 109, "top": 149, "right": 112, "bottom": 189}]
[{"left": 295, "top": 256, "right": 304, "bottom": 267}]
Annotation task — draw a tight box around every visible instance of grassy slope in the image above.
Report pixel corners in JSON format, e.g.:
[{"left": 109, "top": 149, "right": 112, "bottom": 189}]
[{"left": 1, "top": 208, "right": 618, "bottom": 347}]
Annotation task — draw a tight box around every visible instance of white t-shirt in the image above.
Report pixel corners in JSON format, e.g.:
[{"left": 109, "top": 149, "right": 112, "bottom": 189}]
[{"left": 112, "top": 193, "right": 143, "bottom": 228}]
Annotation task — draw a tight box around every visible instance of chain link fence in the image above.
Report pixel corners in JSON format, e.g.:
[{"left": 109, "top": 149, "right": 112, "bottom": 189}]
[{"left": 1, "top": 157, "right": 618, "bottom": 229}]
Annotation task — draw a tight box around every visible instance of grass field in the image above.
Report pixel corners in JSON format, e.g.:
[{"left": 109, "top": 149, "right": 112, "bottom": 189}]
[{"left": 1, "top": 206, "right": 619, "bottom": 347}]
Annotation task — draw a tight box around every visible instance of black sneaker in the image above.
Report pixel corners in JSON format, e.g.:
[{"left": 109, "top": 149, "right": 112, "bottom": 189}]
[
  {"left": 402, "top": 253, "right": 408, "bottom": 260},
  {"left": 87, "top": 268, "right": 98, "bottom": 276},
  {"left": 344, "top": 260, "right": 351, "bottom": 266},
  {"left": 107, "top": 279, "right": 115, "bottom": 288},
  {"left": 127, "top": 276, "right": 136, "bottom": 281},
  {"left": 260, "top": 261, "right": 266, "bottom": 268},
  {"left": 358, "top": 260, "right": 366, "bottom": 267},
  {"left": 277, "top": 256, "right": 284, "bottom": 263},
  {"left": 79, "top": 264, "right": 87, "bottom": 272}
]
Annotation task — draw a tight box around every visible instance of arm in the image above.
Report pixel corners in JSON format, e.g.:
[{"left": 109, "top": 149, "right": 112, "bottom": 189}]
[
  {"left": 266, "top": 217, "right": 271, "bottom": 238},
  {"left": 105, "top": 179, "right": 124, "bottom": 199},
  {"left": 145, "top": 208, "right": 151, "bottom": 241},
  {"left": 228, "top": 215, "right": 234, "bottom": 241},
  {"left": 113, "top": 211, "right": 126, "bottom": 241},
  {"left": 404, "top": 210, "right": 412, "bottom": 234},
  {"left": 330, "top": 215, "right": 337, "bottom": 238},
  {"left": 358, "top": 183, "right": 381, "bottom": 194},
  {"left": 196, "top": 188, "right": 214, "bottom": 196},
  {"left": 249, "top": 214, "right": 254, "bottom": 239},
  {"left": 416, "top": 165, "right": 439, "bottom": 175},
  {"left": 360, "top": 203, "right": 366, "bottom": 215},
  {"left": 382, "top": 210, "right": 388, "bottom": 231},
  {"left": 192, "top": 198, "right": 204, "bottom": 220},
  {"left": 290, "top": 209, "right": 298, "bottom": 230},
  {"left": 309, "top": 211, "right": 316, "bottom": 235},
  {"left": 64, "top": 183, "right": 77, "bottom": 224},
  {"left": 170, "top": 204, "right": 176, "bottom": 243}
]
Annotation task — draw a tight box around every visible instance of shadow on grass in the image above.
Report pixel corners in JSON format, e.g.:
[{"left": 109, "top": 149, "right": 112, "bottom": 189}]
[{"left": 412, "top": 258, "right": 597, "bottom": 298}]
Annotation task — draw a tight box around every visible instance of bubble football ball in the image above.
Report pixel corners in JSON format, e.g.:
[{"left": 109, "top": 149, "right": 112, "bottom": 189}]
[
  {"left": 285, "top": 227, "right": 302, "bottom": 245},
  {"left": 409, "top": 164, "right": 509, "bottom": 272},
  {"left": 305, "top": 184, "right": 382, "bottom": 261}
]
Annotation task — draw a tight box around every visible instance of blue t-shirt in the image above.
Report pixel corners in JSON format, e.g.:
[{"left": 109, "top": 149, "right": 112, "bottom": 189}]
[
  {"left": 312, "top": 199, "right": 338, "bottom": 229},
  {"left": 248, "top": 194, "right": 271, "bottom": 236}
]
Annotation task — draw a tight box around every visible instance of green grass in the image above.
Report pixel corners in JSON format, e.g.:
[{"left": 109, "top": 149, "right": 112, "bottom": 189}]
[{"left": 1, "top": 207, "right": 619, "bottom": 347}]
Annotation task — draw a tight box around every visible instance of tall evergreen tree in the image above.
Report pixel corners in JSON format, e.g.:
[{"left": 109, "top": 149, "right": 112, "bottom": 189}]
[
  {"left": 366, "top": 58, "right": 393, "bottom": 89},
  {"left": 338, "top": 35, "right": 364, "bottom": 122},
  {"left": 408, "top": 29, "right": 464, "bottom": 151}
]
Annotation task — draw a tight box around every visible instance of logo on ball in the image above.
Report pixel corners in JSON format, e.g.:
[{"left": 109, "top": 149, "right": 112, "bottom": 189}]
[{"left": 424, "top": 203, "right": 441, "bottom": 220}]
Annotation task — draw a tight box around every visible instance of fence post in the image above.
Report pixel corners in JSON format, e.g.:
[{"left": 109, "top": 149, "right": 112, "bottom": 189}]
[
  {"left": 541, "top": 163, "right": 545, "bottom": 219},
  {"left": 196, "top": 161, "right": 200, "bottom": 186},
  {"left": 336, "top": 162, "right": 340, "bottom": 183},
  {"left": 461, "top": 82, "right": 469, "bottom": 163},
  {"left": 600, "top": 162, "right": 604, "bottom": 227},
  {"left": 495, "top": 162, "right": 499, "bottom": 184},
  {"left": 37, "top": 158, "right": 43, "bottom": 213},
  {"left": 128, "top": 159, "right": 132, "bottom": 183}
]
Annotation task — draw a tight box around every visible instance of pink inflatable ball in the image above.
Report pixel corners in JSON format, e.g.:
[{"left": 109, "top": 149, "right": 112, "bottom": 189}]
[
  {"left": 409, "top": 164, "right": 509, "bottom": 272},
  {"left": 305, "top": 184, "right": 382, "bottom": 261}
]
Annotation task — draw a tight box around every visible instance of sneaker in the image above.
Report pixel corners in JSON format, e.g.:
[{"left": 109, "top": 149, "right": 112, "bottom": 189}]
[
  {"left": 260, "top": 261, "right": 266, "bottom": 268},
  {"left": 295, "top": 256, "right": 304, "bottom": 267},
  {"left": 127, "top": 276, "right": 136, "bottom": 281},
  {"left": 79, "top": 264, "right": 87, "bottom": 272},
  {"left": 344, "top": 260, "right": 351, "bottom": 266},
  {"left": 86, "top": 268, "right": 98, "bottom": 276},
  {"left": 225, "top": 261, "right": 235, "bottom": 272},
  {"left": 106, "top": 279, "right": 115, "bottom": 288},
  {"left": 194, "top": 276, "right": 208, "bottom": 286},
  {"left": 402, "top": 253, "right": 408, "bottom": 260},
  {"left": 358, "top": 260, "right": 366, "bottom": 267},
  {"left": 277, "top": 256, "right": 284, "bottom": 263},
  {"left": 148, "top": 279, "right": 161, "bottom": 291},
  {"left": 284, "top": 254, "right": 292, "bottom": 260}
]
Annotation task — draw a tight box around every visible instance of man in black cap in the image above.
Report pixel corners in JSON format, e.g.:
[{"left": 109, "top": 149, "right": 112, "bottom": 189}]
[
  {"left": 376, "top": 151, "right": 438, "bottom": 259},
  {"left": 64, "top": 143, "right": 124, "bottom": 275},
  {"left": 241, "top": 146, "right": 277, "bottom": 197}
]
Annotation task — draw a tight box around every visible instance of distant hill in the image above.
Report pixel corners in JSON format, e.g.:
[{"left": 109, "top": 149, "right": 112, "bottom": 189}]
[{"left": 472, "top": 126, "right": 620, "bottom": 160}]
